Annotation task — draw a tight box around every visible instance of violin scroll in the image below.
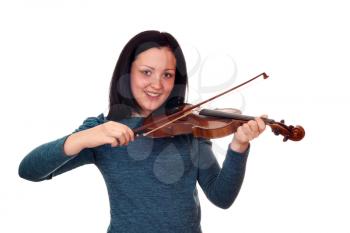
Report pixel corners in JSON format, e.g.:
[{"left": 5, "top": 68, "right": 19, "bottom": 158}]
[{"left": 269, "top": 120, "right": 305, "bottom": 142}]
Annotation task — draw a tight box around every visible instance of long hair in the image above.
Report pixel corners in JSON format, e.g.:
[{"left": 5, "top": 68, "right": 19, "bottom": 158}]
[{"left": 107, "top": 30, "right": 188, "bottom": 121}]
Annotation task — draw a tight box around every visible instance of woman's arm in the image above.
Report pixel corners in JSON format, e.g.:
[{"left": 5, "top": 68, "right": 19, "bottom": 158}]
[
  {"left": 196, "top": 116, "right": 266, "bottom": 208},
  {"left": 18, "top": 114, "right": 105, "bottom": 182},
  {"left": 196, "top": 138, "right": 249, "bottom": 209}
]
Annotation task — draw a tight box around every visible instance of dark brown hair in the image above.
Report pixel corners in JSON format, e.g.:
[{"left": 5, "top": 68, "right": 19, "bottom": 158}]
[{"left": 107, "top": 30, "right": 188, "bottom": 121}]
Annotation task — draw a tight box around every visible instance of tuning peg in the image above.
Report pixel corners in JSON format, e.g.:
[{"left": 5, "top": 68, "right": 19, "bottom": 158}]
[
  {"left": 273, "top": 129, "right": 280, "bottom": 136},
  {"left": 283, "top": 136, "right": 289, "bottom": 142},
  {"left": 280, "top": 119, "right": 285, "bottom": 124}
]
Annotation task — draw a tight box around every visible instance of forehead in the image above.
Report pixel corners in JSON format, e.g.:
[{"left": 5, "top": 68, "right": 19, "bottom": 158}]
[{"left": 133, "top": 47, "right": 176, "bottom": 68}]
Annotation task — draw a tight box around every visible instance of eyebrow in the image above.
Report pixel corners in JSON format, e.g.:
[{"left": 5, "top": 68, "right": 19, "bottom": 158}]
[{"left": 141, "top": 65, "right": 175, "bottom": 71}]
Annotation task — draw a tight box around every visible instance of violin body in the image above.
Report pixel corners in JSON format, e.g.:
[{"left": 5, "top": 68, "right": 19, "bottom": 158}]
[{"left": 142, "top": 105, "right": 245, "bottom": 139}]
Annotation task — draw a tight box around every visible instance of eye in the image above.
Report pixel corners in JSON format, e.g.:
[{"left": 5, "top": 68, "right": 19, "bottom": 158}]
[
  {"left": 164, "top": 72, "right": 174, "bottom": 79},
  {"left": 141, "top": 70, "right": 152, "bottom": 76}
]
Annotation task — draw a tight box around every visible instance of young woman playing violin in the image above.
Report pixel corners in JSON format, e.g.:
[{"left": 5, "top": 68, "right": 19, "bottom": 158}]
[{"left": 18, "top": 30, "right": 267, "bottom": 233}]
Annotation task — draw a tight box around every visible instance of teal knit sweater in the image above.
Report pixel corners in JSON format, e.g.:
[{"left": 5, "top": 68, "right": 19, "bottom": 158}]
[{"left": 18, "top": 113, "right": 249, "bottom": 233}]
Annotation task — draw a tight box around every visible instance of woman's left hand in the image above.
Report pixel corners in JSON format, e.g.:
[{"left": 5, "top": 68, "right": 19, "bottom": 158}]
[{"left": 230, "top": 115, "right": 267, "bottom": 153}]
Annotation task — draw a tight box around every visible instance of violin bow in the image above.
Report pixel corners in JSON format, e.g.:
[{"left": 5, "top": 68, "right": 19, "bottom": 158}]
[{"left": 133, "top": 72, "right": 269, "bottom": 136}]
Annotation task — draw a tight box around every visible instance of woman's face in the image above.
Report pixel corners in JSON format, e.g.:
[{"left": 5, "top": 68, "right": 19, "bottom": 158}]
[{"left": 130, "top": 47, "right": 176, "bottom": 117}]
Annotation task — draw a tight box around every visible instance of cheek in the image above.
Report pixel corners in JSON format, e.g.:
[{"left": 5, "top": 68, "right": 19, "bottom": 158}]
[
  {"left": 131, "top": 75, "right": 146, "bottom": 91},
  {"left": 130, "top": 78, "right": 136, "bottom": 95},
  {"left": 163, "top": 79, "right": 175, "bottom": 93}
]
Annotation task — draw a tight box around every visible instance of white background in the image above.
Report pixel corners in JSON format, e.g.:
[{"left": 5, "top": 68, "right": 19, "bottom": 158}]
[{"left": 1, "top": 0, "right": 349, "bottom": 232}]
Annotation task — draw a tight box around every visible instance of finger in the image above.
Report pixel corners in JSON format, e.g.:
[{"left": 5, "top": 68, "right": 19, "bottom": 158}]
[
  {"left": 127, "top": 127, "right": 135, "bottom": 142},
  {"left": 117, "top": 132, "right": 127, "bottom": 146},
  {"left": 115, "top": 138, "right": 121, "bottom": 147},
  {"left": 242, "top": 124, "right": 254, "bottom": 141},
  {"left": 110, "top": 137, "right": 119, "bottom": 147},
  {"left": 247, "top": 120, "right": 259, "bottom": 137},
  {"left": 125, "top": 126, "right": 135, "bottom": 143},
  {"left": 123, "top": 130, "right": 131, "bottom": 145},
  {"left": 245, "top": 123, "right": 256, "bottom": 140},
  {"left": 255, "top": 117, "right": 266, "bottom": 132},
  {"left": 122, "top": 127, "right": 131, "bottom": 144},
  {"left": 236, "top": 126, "right": 249, "bottom": 143}
]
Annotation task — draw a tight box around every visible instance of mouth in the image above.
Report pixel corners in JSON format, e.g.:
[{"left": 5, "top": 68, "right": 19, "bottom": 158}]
[{"left": 145, "top": 91, "right": 162, "bottom": 98}]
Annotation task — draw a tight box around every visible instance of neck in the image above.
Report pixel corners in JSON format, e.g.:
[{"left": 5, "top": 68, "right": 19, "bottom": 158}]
[
  {"left": 131, "top": 112, "right": 143, "bottom": 117},
  {"left": 131, "top": 110, "right": 150, "bottom": 117}
]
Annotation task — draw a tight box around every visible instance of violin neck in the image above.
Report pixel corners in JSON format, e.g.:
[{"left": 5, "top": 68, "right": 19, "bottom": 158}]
[{"left": 198, "top": 109, "right": 275, "bottom": 124}]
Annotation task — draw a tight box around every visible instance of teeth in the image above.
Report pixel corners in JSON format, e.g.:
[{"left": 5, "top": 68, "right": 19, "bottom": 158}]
[{"left": 146, "top": 92, "right": 161, "bottom": 97}]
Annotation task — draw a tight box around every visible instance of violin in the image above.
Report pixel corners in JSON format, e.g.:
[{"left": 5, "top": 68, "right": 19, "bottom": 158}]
[{"left": 133, "top": 73, "right": 305, "bottom": 142}]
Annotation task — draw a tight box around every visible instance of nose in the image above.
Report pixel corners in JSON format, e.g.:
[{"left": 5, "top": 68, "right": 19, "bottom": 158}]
[{"left": 150, "top": 74, "right": 162, "bottom": 89}]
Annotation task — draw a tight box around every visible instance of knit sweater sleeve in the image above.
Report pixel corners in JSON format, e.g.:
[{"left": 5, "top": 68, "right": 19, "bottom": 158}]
[
  {"left": 18, "top": 114, "right": 105, "bottom": 182},
  {"left": 196, "top": 137, "right": 250, "bottom": 209}
]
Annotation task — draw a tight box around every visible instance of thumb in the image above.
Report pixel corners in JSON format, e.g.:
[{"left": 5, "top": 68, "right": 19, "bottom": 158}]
[{"left": 110, "top": 138, "right": 119, "bottom": 147}]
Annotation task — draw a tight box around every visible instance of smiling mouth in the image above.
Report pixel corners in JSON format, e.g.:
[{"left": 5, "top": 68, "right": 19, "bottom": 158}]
[{"left": 145, "top": 91, "right": 162, "bottom": 97}]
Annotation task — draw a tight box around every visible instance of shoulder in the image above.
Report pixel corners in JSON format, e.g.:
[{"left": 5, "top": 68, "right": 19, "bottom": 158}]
[{"left": 74, "top": 113, "right": 107, "bottom": 133}]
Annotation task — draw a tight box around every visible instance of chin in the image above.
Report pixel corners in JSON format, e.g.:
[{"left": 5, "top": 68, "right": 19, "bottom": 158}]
[
  {"left": 139, "top": 94, "right": 170, "bottom": 116},
  {"left": 142, "top": 103, "right": 166, "bottom": 116}
]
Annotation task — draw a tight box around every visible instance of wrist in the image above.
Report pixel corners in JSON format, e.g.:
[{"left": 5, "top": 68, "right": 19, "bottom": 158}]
[
  {"left": 75, "top": 129, "right": 91, "bottom": 149},
  {"left": 64, "top": 131, "right": 88, "bottom": 156},
  {"left": 230, "top": 140, "right": 249, "bottom": 154}
]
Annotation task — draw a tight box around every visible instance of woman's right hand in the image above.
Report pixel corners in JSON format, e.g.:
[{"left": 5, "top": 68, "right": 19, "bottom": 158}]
[{"left": 83, "top": 121, "right": 135, "bottom": 148}]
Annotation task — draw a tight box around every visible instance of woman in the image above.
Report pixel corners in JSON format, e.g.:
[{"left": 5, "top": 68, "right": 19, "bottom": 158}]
[{"left": 18, "top": 30, "right": 266, "bottom": 233}]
